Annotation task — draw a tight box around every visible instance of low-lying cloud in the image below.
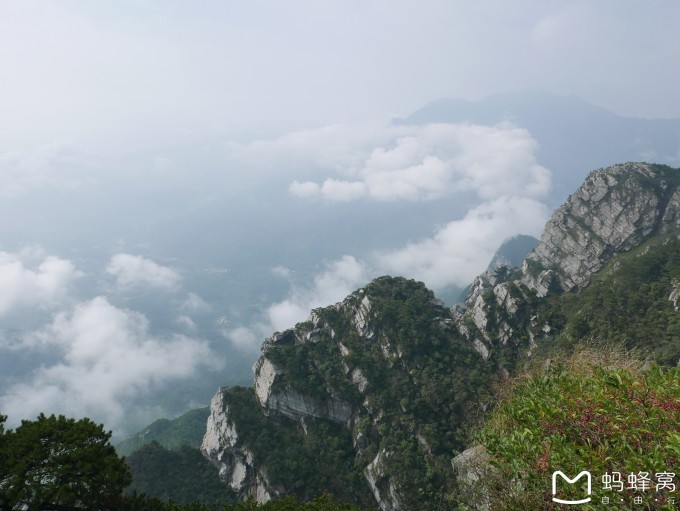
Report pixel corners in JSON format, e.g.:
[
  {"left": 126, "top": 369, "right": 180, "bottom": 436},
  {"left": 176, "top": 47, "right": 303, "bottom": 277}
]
[
  {"left": 0, "top": 247, "right": 80, "bottom": 316},
  {"left": 107, "top": 253, "right": 181, "bottom": 291},
  {"left": 375, "top": 196, "right": 550, "bottom": 290},
  {"left": 288, "top": 122, "right": 550, "bottom": 202},
  {"left": 0, "top": 144, "right": 94, "bottom": 197},
  {"left": 1, "top": 297, "right": 219, "bottom": 434}
]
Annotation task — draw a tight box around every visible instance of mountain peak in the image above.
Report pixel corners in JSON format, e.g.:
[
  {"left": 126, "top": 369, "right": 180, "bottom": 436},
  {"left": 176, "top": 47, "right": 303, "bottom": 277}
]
[{"left": 523, "top": 162, "right": 680, "bottom": 295}]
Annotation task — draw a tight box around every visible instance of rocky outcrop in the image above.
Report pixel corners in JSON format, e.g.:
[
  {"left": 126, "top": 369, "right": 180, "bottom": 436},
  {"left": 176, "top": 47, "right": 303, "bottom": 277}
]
[
  {"left": 452, "top": 446, "right": 491, "bottom": 511},
  {"left": 201, "top": 390, "right": 277, "bottom": 502},
  {"left": 253, "top": 330, "right": 353, "bottom": 426},
  {"left": 524, "top": 163, "right": 678, "bottom": 294},
  {"left": 253, "top": 357, "right": 283, "bottom": 408},
  {"left": 266, "top": 388, "right": 352, "bottom": 424},
  {"left": 364, "top": 450, "right": 404, "bottom": 511},
  {"left": 453, "top": 163, "right": 680, "bottom": 368},
  {"left": 670, "top": 279, "right": 680, "bottom": 312}
]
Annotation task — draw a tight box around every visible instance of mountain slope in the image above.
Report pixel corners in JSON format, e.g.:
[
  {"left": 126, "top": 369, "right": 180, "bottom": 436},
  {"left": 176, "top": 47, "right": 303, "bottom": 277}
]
[
  {"left": 454, "top": 163, "right": 680, "bottom": 371},
  {"left": 200, "top": 162, "right": 680, "bottom": 510},
  {"left": 202, "top": 277, "right": 492, "bottom": 510},
  {"left": 117, "top": 407, "right": 210, "bottom": 457}
]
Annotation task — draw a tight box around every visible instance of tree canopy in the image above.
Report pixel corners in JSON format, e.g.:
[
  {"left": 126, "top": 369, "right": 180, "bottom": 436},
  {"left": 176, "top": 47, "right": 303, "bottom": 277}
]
[{"left": 0, "top": 413, "right": 131, "bottom": 510}]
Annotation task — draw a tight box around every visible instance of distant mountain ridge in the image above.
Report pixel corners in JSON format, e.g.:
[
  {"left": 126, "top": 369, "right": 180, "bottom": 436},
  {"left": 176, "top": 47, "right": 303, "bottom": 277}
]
[
  {"left": 485, "top": 234, "right": 538, "bottom": 270},
  {"left": 117, "top": 408, "right": 209, "bottom": 457}
]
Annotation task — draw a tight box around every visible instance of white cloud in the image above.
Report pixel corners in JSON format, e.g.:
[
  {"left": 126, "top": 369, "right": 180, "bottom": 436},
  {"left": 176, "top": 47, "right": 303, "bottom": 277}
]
[
  {"left": 267, "top": 255, "right": 368, "bottom": 332},
  {"left": 0, "top": 248, "right": 80, "bottom": 315},
  {"left": 107, "top": 254, "right": 181, "bottom": 291},
  {"left": 224, "top": 326, "right": 259, "bottom": 351},
  {"left": 226, "top": 122, "right": 396, "bottom": 176},
  {"left": 285, "top": 122, "right": 550, "bottom": 202},
  {"left": 0, "top": 297, "right": 219, "bottom": 433},
  {"left": 376, "top": 196, "right": 550, "bottom": 290},
  {"left": 175, "top": 314, "right": 197, "bottom": 330},
  {"left": 223, "top": 120, "right": 555, "bottom": 354},
  {"left": 181, "top": 292, "right": 212, "bottom": 313},
  {"left": 318, "top": 179, "right": 367, "bottom": 201},
  {"left": 227, "top": 256, "right": 369, "bottom": 351},
  {"left": 289, "top": 180, "right": 321, "bottom": 199}
]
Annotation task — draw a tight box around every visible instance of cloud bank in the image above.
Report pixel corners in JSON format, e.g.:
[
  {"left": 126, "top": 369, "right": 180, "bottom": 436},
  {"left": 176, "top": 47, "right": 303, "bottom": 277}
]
[
  {"left": 1, "top": 297, "right": 219, "bottom": 434},
  {"left": 376, "top": 196, "right": 549, "bottom": 289},
  {"left": 288, "top": 122, "right": 550, "bottom": 202},
  {"left": 107, "top": 254, "right": 181, "bottom": 291},
  {"left": 0, "top": 248, "right": 80, "bottom": 315},
  {"left": 224, "top": 120, "right": 553, "bottom": 350}
]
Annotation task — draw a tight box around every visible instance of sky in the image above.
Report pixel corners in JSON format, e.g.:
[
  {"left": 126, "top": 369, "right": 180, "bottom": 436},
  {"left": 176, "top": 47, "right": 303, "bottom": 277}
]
[
  {"left": 1, "top": 0, "right": 680, "bottom": 436},
  {"left": 2, "top": 0, "right": 680, "bottom": 151}
]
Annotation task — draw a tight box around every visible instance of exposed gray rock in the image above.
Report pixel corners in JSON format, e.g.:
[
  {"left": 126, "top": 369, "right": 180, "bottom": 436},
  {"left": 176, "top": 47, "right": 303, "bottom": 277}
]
[
  {"left": 670, "top": 279, "right": 680, "bottom": 312},
  {"left": 454, "top": 163, "right": 680, "bottom": 368},
  {"left": 201, "top": 390, "right": 278, "bottom": 502},
  {"left": 473, "top": 339, "right": 490, "bottom": 360},
  {"left": 364, "top": 450, "right": 404, "bottom": 511},
  {"left": 354, "top": 295, "right": 375, "bottom": 339},
  {"left": 452, "top": 446, "right": 490, "bottom": 511},
  {"left": 253, "top": 357, "right": 283, "bottom": 408},
  {"left": 267, "top": 388, "right": 352, "bottom": 425},
  {"left": 253, "top": 353, "right": 353, "bottom": 425},
  {"left": 350, "top": 367, "right": 369, "bottom": 393},
  {"left": 524, "top": 163, "right": 676, "bottom": 293}
]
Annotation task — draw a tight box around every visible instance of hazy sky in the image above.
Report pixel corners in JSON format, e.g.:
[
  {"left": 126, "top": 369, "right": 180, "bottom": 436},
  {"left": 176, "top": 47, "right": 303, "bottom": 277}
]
[{"left": 2, "top": 0, "right": 680, "bottom": 151}]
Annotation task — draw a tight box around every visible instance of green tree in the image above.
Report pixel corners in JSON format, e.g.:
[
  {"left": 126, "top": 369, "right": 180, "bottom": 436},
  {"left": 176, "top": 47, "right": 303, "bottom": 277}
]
[{"left": 0, "top": 413, "right": 131, "bottom": 510}]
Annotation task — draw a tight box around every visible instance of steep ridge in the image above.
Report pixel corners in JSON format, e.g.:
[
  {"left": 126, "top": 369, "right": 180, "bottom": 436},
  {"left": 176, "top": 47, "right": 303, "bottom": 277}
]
[
  {"left": 202, "top": 278, "right": 492, "bottom": 510},
  {"left": 454, "top": 163, "right": 680, "bottom": 369},
  {"left": 202, "top": 163, "right": 680, "bottom": 510}
]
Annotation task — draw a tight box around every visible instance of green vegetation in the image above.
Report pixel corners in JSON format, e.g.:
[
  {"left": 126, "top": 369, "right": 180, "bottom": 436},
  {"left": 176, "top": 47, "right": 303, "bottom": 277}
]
[
  {"left": 118, "top": 493, "right": 372, "bottom": 511},
  {"left": 261, "top": 277, "right": 493, "bottom": 510},
  {"left": 0, "top": 413, "right": 131, "bottom": 510},
  {"left": 117, "top": 407, "right": 210, "bottom": 456},
  {"left": 220, "top": 387, "right": 371, "bottom": 505},
  {"left": 542, "top": 236, "right": 680, "bottom": 366},
  {"left": 0, "top": 412, "right": 372, "bottom": 511},
  {"left": 125, "top": 441, "right": 234, "bottom": 504},
  {"left": 462, "top": 350, "right": 680, "bottom": 510}
]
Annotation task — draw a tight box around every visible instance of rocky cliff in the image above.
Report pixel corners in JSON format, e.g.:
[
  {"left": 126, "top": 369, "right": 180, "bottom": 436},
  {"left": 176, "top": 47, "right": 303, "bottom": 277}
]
[
  {"left": 202, "top": 163, "right": 680, "bottom": 510},
  {"left": 453, "top": 163, "right": 680, "bottom": 368}
]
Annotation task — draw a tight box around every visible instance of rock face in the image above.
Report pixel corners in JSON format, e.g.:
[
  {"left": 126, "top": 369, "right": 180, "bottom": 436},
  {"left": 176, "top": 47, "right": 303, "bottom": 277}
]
[
  {"left": 453, "top": 163, "right": 680, "bottom": 368},
  {"left": 252, "top": 340, "right": 353, "bottom": 425},
  {"left": 524, "top": 163, "right": 679, "bottom": 294},
  {"left": 670, "top": 279, "right": 680, "bottom": 312},
  {"left": 201, "top": 390, "right": 276, "bottom": 501},
  {"left": 364, "top": 450, "right": 404, "bottom": 511}
]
